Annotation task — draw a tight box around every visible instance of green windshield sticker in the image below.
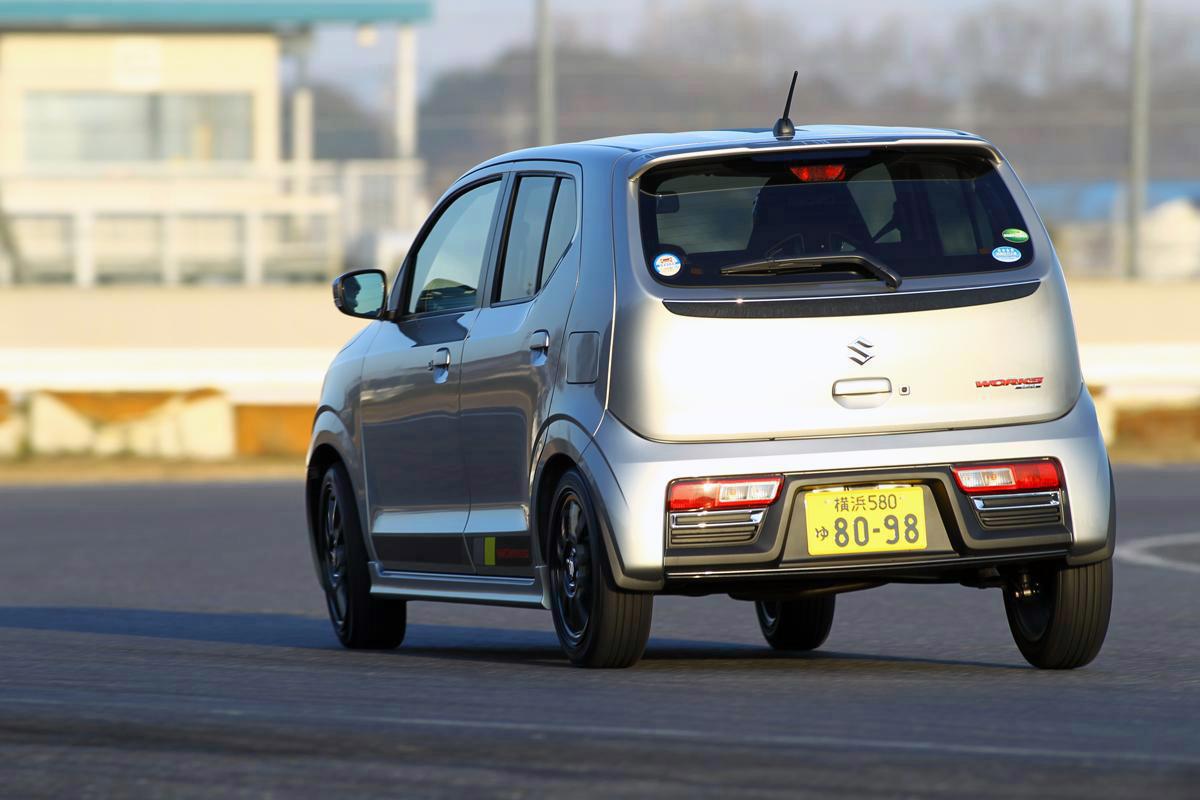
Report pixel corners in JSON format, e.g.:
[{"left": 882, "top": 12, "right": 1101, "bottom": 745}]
[{"left": 1002, "top": 228, "right": 1029, "bottom": 244}]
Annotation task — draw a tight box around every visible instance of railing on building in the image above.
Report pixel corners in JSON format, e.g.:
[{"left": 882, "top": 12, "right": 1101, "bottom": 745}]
[{"left": 0, "top": 159, "right": 426, "bottom": 286}]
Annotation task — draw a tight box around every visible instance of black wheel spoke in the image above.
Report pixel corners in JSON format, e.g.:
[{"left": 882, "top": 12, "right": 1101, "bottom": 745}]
[
  {"left": 566, "top": 502, "right": 581, "bottom": 543},
  {"left": 320, "top": 483, "right": 350, "bottom": 630},
  {"left": 329, "top": 544, "right": 345, "bottom": 583},
  {"left": 334, "top": 582, "right": 348, "bottom": 617},
  {"left": 556, "top": 520, "right": 568, "bottom": 560},
  {"left": 325, "top": 496, "right": 339, "bottom": 542},
  {"left": 551, "top": 492, "right": 593, "bottom": 644}
]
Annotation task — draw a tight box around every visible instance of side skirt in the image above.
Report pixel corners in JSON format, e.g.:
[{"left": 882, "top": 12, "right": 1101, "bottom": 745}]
[{"left": 370, "top": 563, "right": 550, "bottom": 609}]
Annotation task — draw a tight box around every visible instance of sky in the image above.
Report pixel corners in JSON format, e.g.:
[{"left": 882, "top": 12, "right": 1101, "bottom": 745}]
[{"left": 300, "top": 0, "right": 1196, "bottom": 111}]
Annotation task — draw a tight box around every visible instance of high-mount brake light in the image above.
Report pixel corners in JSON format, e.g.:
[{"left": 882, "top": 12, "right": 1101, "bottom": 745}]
[
  {"left": 951, "top": 461, "right": 1061, "bottom": 494},
  {"left": 668, "top": 476, "right": 783, "bottom": 512},
  {"left": 790, "top": 164, "right": 846, "bottom": 182}
]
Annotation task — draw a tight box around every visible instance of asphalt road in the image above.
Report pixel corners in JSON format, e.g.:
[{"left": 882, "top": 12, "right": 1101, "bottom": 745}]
[{"left": 0, "top": 466, "right": 1197, "bottom": 798}]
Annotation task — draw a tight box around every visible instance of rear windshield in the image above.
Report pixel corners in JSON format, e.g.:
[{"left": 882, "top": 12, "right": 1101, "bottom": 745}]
[{"left": 638, "top": 148, "right": 1033, "bottom": 287}]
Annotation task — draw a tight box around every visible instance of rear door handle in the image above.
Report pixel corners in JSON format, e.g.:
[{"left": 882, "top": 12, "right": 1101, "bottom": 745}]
[
  {"left": 528, "top": 330, "right": 551, "bottom": 353},
  {"left": 832, "top": 378, "right": 892, "bottom": 396},
  {"left": 427, "top": 347, "right": 451, "bottom": 371}
]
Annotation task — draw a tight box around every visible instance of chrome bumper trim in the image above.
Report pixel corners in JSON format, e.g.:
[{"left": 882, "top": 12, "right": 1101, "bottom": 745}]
[{"left": 972, "top": 491, "right": 1062, "bottom": 512}]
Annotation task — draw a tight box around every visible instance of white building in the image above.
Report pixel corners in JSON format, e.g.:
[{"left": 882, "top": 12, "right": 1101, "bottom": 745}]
[{"left": 0, "top": 0, "right": 431, "bottom": 286}]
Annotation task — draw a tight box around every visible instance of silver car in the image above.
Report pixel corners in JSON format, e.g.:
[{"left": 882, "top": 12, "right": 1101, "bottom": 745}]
[{"left": 306, "top": 125, "right": 1114, "bottom": 669}]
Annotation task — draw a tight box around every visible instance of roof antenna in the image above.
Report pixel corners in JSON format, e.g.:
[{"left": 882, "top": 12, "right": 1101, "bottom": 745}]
[{"left": 772, "top": 70, "right": 798, "bottom": 141}]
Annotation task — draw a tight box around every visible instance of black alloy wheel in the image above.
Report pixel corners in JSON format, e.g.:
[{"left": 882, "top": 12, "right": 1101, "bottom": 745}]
[
  {"left": 547, "top": 469, "right": 653, "bottom": 668},
  {"left": 551, "top": 490, "right": 592, "bottom": 647},
  {"left": 317, "top": 463, "right": 406, "bottom": 649},
  {"left": 320, "top": 478, "right": 350, "bottom": 635}
]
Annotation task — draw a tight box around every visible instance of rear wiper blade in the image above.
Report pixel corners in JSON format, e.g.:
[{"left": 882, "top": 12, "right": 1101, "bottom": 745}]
[{"left": 720, "top": 254, "right": 903, "bottom": 289}]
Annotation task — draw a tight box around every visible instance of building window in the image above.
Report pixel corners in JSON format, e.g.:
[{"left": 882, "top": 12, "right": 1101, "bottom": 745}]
[{"left": 24, "top": 92, "right": 253, "bottom": 162}]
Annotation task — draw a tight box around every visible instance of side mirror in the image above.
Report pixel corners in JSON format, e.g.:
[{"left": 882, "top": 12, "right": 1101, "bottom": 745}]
[{"left": 332, "top": 269, "right": 387, "bottom": 319}]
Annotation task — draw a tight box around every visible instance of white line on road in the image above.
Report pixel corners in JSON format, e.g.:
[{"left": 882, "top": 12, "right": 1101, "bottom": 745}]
[
  {"left": 1116, "top": 532, "right": 1200, "bottom": 575},
  {"left": 344, "top": 713, "right": 1200, "bottom": 768},
  {"left": 4, "top": 696, "right": 1200, "bottom": 769}
]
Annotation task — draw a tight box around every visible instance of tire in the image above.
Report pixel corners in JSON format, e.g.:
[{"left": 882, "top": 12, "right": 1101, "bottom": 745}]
[
  {"left": 547, "top": 469, "right": 653, "bottom": 668},
  {"left": 1004, "top": 558, "right": 1112, "bottom": 670},
  {"left": 317, "top": 462, "right": 407, "bottom": 649},
  {"left": 755, "top": 595, "right": 836, "bottom": 651}
]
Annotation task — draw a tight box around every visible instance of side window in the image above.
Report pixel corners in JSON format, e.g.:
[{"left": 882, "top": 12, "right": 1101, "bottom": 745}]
[
  {"left": 540, "top": 178, "right": 577, "bottom": 277},
  {"left": 407, "top": 180, "right": 501, "bottom": 315},
  {"left": 498, "top": 176, "right": 556, "bottom": 302},
  {"left": 495, "top": 175, "right": 578, "bottom": 303}
]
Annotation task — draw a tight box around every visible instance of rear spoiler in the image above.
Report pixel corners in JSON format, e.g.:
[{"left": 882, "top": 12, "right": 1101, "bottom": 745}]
[{"left": 627, "top": 138, "right": 1003, "bottom": 182}]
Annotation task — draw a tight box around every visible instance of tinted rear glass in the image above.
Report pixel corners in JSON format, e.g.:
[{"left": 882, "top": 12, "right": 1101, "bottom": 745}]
[{"left": 638, "top": 148, "right": 1033, "bottom": 286}]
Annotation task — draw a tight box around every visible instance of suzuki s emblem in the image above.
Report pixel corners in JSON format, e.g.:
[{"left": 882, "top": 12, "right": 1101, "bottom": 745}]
[{"left": 848, "top": 337, "right": 875, "bottom": 365}]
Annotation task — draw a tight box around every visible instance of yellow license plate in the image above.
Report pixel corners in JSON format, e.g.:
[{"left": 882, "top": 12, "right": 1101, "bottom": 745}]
[{"left": 804, "top": 486, "right": 927, "bottom": 556}]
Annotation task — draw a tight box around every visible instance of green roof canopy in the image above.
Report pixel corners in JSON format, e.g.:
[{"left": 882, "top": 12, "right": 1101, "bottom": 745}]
[{"left": 0, "top": 1, "right": 432, "bottom": 28}]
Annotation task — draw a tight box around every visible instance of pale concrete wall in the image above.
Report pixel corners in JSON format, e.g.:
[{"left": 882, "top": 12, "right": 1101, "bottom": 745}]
[
  {"left": 0, "top": 286, "right": 368, "bottom": 349},
  {"left": 0, "top": 280, "right": 1194, "bottom": 350},
  {"left": 0, "top": 280, "right": 1196, "bottom": 459},
  {"left": 1063, "top": 280, "right": 1200, "bottom": 344}
]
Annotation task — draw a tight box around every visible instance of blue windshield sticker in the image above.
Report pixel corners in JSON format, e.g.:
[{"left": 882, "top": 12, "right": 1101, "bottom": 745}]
[
  {"left": 991, "top": 246, "right": 1022, "bottom": 263},
  {"left": 653, "top": 252, "right": 682, "bottom": 277}
]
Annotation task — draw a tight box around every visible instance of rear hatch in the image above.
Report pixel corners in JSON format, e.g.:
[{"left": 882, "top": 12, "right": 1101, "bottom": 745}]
[{"left": 610, "top": 144, "right": 1082, "bottom": 442}]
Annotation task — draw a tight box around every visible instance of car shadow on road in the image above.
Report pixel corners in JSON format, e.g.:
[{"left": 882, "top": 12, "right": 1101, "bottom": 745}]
[
  {"left": 0, "top": 606, "right": 335, "bottom": 649},
  {"left": 0, "top": 606, "right": 1024, "bottom": 672},
  {"left": 638, "top": 644, "right": 1024, "bottom": 671}
]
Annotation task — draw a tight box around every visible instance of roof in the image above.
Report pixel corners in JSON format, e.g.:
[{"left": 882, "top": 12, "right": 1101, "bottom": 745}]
[
  {"left": 470, "top": 125, "right": 989, "bottom": 176},
  {"left": 578, "top": 125, "right": 982, "bottom": 152},
  {"left": 0, "top": 1, "right": 432, "bottom": 29}
]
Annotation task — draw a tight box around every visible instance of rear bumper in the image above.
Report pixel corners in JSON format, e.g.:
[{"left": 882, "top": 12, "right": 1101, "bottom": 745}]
[{"left": 584, "top": 387, "right": 1114, "bottom": 591}]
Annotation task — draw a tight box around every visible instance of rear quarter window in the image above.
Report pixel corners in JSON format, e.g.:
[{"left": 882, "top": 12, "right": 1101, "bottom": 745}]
[{"left": 638, "top": 148, "right": 1034, "bottom": 287}]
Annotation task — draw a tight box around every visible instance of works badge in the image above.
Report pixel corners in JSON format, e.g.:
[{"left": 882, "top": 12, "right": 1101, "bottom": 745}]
[{"left": 976, "top": 376, "right": 1044, "bottom": 390}]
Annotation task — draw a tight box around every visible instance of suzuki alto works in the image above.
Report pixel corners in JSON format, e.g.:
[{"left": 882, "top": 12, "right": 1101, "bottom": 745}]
[{"left": 306, "top": 119, "right": 1114, "bottom": 669}]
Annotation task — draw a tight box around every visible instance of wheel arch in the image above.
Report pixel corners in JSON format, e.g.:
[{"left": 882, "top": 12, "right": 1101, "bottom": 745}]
[
  {"left": 530, "top": 418, "right": 591, "bottom": 571},
  {"left": 306, "top": 409, "right": 362, "bottom": 587},
  {"left": 531, "top": 417, "right": 663, "bottom": 592}
]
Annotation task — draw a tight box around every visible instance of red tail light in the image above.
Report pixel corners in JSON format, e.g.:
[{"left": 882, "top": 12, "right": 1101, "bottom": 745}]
[
  {"left": 951, "top": 461, "right": 1061, "bottom": 494},
  {"left": 790, "top": 164, "right": 846, "bottom": 182},
  {"left": 668, "top": 476, "right": 783, "bottom": 512}
]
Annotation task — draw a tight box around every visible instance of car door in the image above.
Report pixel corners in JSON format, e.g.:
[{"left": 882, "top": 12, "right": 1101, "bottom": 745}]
[
  {"left": 359, "top": 175, "right": 506, "bottom": 573},
  {"left": 458, "top": 164, "right": 582, "bottom": 575}
]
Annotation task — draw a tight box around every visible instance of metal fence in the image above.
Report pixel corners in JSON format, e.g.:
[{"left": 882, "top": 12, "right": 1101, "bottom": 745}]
[{"left": 0, "top": 159, "right": 426, "bottom": 285}]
